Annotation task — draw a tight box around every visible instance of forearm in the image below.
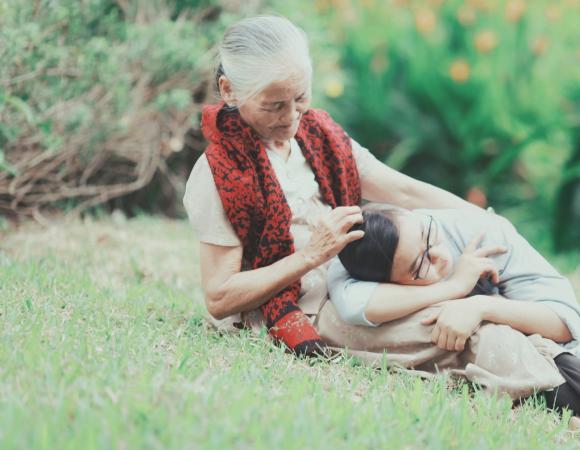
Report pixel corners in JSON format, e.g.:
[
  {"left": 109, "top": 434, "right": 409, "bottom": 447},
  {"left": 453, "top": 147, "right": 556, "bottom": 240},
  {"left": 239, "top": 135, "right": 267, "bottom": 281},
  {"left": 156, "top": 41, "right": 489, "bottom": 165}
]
[
  {"left": 477, "top": 296, "right": 573, "bottom": 343},
  {"left": 365, "top": 281, "right": 461, "bottom": 324},
  {"left": 405, "top": 179, "right": 481, "bottom": 211},
  {"left": 361, "top": 163, "right": 481, "bottom": 211},
  {"left": 205, "top": 250, "right": 315, "bottom": 320}
]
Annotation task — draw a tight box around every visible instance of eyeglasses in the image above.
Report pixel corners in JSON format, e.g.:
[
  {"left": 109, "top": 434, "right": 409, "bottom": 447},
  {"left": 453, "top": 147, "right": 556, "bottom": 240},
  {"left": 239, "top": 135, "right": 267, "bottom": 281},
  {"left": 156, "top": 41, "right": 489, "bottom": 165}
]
[{"left": 412, "top": 215, "right": 437, "bottom": 280}]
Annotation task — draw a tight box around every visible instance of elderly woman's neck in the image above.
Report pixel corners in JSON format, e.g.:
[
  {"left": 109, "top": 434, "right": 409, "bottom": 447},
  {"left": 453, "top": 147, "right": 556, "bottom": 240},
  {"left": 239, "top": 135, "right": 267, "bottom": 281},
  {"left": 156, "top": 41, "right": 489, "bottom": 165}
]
[{"left": 265, "top": 139, "right": 291, "bottom": 161}]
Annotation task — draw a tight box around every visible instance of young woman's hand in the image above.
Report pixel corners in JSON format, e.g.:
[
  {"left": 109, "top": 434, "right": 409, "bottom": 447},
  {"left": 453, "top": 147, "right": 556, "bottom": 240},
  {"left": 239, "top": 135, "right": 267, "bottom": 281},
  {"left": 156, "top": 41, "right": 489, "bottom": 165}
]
[
  {"left": 446, "top": 233, "right": 507, "bottom": 298},
  {"left": 421, "top": 298, "right": 485, "bottom": 351},
  {"left": 300, "top": 206, "right": 364, "bottom": 268}
]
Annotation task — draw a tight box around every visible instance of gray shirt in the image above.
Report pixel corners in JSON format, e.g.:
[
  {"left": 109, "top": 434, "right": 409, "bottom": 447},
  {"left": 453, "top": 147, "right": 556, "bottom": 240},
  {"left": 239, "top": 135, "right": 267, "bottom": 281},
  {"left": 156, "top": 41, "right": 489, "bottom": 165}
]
[{"left": 327, "top": 208, "right": 580, "bottom": 353}]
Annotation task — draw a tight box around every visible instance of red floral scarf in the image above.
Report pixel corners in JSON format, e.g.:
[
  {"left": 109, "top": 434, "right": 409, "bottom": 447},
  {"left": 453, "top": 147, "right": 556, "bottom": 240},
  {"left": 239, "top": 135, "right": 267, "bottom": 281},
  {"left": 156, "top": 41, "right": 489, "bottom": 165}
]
[{"left": 202, "top": 102, "right": 361, "bottom": 354}]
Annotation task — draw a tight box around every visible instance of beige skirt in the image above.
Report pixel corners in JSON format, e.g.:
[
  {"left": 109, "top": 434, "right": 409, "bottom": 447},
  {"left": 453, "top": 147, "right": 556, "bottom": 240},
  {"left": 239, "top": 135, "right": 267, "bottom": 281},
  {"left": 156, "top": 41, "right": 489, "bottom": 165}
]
[{"left": 208, "top": 299, "right": 566, "bottom": 400}]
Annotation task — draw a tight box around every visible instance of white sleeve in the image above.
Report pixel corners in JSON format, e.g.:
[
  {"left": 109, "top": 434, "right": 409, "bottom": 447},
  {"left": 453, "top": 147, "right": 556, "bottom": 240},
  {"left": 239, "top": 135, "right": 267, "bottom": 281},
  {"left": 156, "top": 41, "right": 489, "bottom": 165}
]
[
  {"left": 183, "top": 154, "right": 242, "bottom": 247},
  {"left": 326, "top": 257, "right": 379, "bottom": 327},
  {"left": 351, "top": 138, "right": 380, "bottom": 181}
]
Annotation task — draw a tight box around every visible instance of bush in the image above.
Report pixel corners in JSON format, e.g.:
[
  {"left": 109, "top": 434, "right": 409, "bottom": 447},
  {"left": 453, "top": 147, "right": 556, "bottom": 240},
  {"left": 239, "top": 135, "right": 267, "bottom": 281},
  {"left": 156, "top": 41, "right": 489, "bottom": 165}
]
[
  {"left": 0, "top": 0, "right": 223, "bottom": 218},
  {"left": 0, "top": 0, "right": 339, "bottom": 219}
]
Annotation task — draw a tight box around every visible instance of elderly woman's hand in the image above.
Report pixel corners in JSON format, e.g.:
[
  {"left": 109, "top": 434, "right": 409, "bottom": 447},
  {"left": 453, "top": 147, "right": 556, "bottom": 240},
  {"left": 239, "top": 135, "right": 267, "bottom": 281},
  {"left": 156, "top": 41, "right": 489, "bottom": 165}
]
[{"left": 300, "top": 206, "right": 364, "bottom": 268}]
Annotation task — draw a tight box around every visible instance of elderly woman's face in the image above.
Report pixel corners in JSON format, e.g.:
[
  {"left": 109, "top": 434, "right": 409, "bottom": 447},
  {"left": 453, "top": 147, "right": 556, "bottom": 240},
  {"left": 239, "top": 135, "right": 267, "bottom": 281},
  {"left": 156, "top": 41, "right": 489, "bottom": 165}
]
[{"left": 238, "top": 77, "right": 311, "bottom": 143}]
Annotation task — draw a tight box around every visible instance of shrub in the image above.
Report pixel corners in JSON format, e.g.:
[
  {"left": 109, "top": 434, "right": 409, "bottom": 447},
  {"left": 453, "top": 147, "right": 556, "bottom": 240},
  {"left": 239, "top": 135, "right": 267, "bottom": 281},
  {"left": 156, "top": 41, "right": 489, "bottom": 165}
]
[{"left": 0, "top": 0, "right": 222, "bottom": 218}]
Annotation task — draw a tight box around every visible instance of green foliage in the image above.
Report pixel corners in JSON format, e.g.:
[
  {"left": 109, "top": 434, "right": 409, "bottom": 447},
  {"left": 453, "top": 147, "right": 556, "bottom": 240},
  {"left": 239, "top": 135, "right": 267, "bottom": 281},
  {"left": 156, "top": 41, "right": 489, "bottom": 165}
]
[
  {"left": 554, "top": 83, "right": 580, "bottom": 251},
  {"left": 1, "top": 0, "right": 579, "bottom": 250},
  {"left": 0, "top": 0, "right": 254, "bottom": 217},
  {"left": 0, "top": 0, "right": 211, "bottom": 158},
  {"left": 319, "top": 0, "right": 579, "bottom": 219}
]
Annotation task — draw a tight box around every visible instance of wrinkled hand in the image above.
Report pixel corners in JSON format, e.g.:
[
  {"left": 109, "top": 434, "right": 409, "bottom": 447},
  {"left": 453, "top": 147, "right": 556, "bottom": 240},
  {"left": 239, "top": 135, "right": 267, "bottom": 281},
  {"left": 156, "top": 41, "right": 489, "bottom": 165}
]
[
  {"left": 421, "top": 299, "right": 485, "bottom": 351},
  {"left": 302, "top": 206, "right": 364, "bottom": 267},
  {"left": 447, "top": 233, "right": 506, "bottom": 298}
]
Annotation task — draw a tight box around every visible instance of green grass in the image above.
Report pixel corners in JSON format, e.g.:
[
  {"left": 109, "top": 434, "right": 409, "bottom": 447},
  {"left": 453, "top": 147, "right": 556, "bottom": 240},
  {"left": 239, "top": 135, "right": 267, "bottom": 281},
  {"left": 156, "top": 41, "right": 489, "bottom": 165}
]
[{"left": 0, "top": 217, "right": 579, "bottom": 449}]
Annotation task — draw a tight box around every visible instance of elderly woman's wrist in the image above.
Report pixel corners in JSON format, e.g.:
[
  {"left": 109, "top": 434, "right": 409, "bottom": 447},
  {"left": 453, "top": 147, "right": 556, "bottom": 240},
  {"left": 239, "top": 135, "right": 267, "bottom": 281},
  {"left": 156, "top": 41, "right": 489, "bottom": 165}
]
[{"left": 296, "top": 248, "right": 322, "bottom": 271}]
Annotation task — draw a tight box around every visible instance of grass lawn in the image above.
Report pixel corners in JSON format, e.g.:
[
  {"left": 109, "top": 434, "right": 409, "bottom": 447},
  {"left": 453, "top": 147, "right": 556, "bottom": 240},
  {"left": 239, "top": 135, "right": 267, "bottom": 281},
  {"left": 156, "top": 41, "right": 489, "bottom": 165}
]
[{"left": 1, "top": 216, "right": 579, "bottom": 449}]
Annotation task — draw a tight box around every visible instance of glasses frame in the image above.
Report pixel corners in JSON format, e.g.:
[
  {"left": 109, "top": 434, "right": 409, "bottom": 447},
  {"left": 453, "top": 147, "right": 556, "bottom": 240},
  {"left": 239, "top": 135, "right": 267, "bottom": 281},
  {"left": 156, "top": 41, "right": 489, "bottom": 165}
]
[{"left": 412, "top": 215, "right": 436, "bottom": 281}]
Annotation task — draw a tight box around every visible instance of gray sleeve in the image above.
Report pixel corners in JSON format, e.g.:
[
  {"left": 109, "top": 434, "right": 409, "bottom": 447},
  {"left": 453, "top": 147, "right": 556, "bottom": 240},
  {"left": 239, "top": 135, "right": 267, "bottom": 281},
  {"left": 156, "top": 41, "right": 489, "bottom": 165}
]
[
  {"left": 326, "top": 257, "right": 379, "bottom": 327},
  {"left": 497, "top": 218, "right": 580, "bottom": 345}
]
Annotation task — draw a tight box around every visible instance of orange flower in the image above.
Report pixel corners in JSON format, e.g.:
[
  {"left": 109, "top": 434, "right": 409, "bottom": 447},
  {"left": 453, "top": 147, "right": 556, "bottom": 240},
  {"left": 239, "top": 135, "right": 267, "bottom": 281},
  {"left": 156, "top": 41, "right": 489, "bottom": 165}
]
[
  {"left": 324, "top": 78, "right": 344, "bottom": 98},
  {"left": 314, "top": 0, "right": 330, "bottom": 12},
  {"left": 531, "top": 36, "right": 549, "bottom": 56},
  {"left": 415, "top": 9, "right": 437, "bottom": 34},
  {"left": 544, "top": 5, "right": 561, "bottom": 21},
  {"left": 468, "top": 0, "right": 491, "bottom": 11},
  {"left": 331, "top": 0, "right": 349, "bottom": 8},
  {"left": 449, "top": 59, "right": 471, "bottom": 83},
  {"left": 371, "top": 52, "right": 389, "bottom": 73},
  {"left": 466, "top": 186, "right": 488, "bottom": 208},
  {"left": 427, "top": 0, "right": 444, "bottom": 7},
  {"left": 467, "top": 0, "right": 484, "bottom": 8},
  {"left": 457, "top": 6, "right": 477, "bottom": 26},
  {"left": 474, "top": 30, "right": 498, "bottom": 53},
  {"left": 505, "top": 0, "right": 526, "bottom": 22}
]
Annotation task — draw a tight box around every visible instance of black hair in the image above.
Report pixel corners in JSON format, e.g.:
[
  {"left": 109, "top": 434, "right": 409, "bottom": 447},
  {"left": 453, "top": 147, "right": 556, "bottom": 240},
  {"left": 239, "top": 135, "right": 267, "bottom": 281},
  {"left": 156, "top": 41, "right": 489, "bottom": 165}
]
[{"left": 338, "top": 210, "right": 400, "bottom": 282}]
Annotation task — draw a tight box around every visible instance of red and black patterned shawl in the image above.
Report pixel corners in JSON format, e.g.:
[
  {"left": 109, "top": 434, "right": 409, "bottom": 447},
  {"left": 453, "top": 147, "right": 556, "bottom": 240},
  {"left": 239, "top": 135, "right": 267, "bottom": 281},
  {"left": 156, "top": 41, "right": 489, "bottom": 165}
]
[{"left": 202, "top": 102, "right": 361, "bottom": 353}]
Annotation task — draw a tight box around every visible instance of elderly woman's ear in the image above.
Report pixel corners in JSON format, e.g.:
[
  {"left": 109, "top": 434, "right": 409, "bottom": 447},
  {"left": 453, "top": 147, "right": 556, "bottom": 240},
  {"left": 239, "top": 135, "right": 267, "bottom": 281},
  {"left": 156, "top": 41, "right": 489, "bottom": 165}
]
[{"left": 218, "top": 75, "right": 237, "bottom": 107}]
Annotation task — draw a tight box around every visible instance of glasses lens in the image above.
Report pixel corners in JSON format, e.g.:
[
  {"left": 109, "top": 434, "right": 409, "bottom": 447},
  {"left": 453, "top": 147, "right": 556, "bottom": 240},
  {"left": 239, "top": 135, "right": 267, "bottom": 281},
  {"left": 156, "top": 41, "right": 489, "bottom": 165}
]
[
  {"left": 418, "top": 257, "right": 431, "bottom": 279},
  {"left": 417, "top": 217, "right": 434, "bottom": 279}
]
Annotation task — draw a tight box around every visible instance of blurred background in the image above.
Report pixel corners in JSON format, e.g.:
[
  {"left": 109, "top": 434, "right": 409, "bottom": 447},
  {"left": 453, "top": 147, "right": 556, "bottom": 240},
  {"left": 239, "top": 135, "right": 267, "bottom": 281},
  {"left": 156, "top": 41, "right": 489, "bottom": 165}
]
[{"left": 1, "top": 0, "right": 579, "bottom": 257}]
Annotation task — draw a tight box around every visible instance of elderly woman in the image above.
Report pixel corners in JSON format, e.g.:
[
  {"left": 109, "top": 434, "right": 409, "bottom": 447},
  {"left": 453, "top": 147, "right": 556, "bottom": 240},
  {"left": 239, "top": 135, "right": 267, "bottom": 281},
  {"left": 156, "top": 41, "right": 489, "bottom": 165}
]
[
  {"left": 183, "top": 16, "right": 573, "bottom": 370},
  {"left": 184, "top": 15, "right": 478, "bottom": 354}
]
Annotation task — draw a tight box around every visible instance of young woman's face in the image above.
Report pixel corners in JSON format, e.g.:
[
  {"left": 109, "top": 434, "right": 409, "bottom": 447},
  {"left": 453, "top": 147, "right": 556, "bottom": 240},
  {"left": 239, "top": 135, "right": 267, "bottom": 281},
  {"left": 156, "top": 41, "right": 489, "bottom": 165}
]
[
  {"left": 237, "top": 76, "right": 311, "bottom": 144},
  {"left": 390, "top": 212, "right": 454, "bottom": 285}
]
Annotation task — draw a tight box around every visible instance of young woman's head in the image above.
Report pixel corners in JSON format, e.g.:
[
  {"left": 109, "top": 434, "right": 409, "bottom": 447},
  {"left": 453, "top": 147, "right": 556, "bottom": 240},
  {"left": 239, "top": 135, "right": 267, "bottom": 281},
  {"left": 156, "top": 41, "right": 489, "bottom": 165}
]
[{"left": 338, "top": 209, "right": 454, "bottom": 285}]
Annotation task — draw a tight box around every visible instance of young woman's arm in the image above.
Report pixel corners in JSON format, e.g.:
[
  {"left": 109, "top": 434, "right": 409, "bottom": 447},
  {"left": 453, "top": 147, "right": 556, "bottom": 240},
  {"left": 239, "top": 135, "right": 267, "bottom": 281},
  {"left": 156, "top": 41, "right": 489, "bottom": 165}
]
[
  {"left": 365, "top": 237, "right": 504, "bottom": 324},
  {"left": 365, "top": 281, "right": 461, "bottom": 323},
  {"left": 421, "top": 296, "right": 573, "bottom": 352},
  {"left": 364, "top": 280, "right": 470, "bottom": 324},
  {"left": 478, "top": 296, "right": 572, "bottom": 342}
]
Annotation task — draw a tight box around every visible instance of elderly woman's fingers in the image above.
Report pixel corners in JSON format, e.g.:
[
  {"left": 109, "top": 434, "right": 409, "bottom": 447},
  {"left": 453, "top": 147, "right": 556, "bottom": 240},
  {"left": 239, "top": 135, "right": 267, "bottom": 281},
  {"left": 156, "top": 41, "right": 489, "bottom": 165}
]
[
  {"left": 302, "top": 206, "right": 365, "bottom": 266},
  {"left": 338, "top": 213, "right": 364, "bottom": 233},
  {"left": 344, "top": 229, "right": 365, "bottom": 244},
  {"left": 330, "top": 205, "right": 362, "bottom": 219}
]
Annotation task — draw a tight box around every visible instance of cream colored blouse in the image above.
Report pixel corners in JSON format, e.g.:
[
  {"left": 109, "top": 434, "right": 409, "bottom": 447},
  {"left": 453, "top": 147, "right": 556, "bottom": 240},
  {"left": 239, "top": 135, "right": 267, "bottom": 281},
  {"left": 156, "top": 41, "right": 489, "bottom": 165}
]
[{"left": 183, "top": 138, "right": 380, "bottom": 327}]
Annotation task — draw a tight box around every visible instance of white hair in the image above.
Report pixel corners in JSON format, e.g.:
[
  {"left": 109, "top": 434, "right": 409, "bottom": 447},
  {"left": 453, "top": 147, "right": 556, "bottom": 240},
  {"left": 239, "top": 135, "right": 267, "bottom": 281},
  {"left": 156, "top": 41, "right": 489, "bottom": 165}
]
[{"left": 217, "top": 16, "right": 313, "bottom": 105}]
